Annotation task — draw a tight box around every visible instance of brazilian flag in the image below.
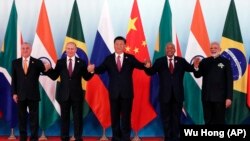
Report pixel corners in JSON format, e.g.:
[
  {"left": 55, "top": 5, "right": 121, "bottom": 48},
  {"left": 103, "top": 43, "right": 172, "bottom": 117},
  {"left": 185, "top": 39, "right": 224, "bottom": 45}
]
[
  {"left": 220, "top": 0, "right": 250, "bottom": 124},
  {"left": 60, "top": 0, "right": 89, "bottom": 118}
]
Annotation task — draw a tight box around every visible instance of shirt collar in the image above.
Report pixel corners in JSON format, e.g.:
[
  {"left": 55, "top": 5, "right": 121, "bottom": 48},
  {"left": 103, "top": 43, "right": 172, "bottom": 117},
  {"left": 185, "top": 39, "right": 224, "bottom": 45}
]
[
  {"left": 23, "top": 56, "right": 30, "bottom": 61},
  {"left": 67, "top": 56, "right": 76, "bottom": 61},
  {"left": 115, "top": 53, "right": 124, "bottom": 59},
  {"left": 167, "top": 56, "right": 174, "bottom": 60}
]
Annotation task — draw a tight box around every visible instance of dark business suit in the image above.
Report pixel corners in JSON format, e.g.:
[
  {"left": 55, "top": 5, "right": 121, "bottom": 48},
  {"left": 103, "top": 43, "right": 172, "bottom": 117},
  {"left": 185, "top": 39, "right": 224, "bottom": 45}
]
[
  {"left": 94, "top": 53, "right": 146, "bottom": 141},
  {"left": 194, "top": 56, "right": 233, "bottom": 124},
  {"left": 46, "top": 57, "right": 93, "bottom": 141},
  {"left": 11, "top": 57, "right": 45, "bottom": 141},
  {"left": 145, "top": 56, "right": 194, "bottom": 141}
]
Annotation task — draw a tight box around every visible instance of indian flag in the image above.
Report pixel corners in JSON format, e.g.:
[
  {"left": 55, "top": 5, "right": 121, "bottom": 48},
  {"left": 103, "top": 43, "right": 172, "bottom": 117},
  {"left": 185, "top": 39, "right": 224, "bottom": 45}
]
[
  {"left": 31, "top": 0, "right": 60, "bottom": 130},
  {"left": 184, "top": 0, "right": 210, "bottom": 124}
]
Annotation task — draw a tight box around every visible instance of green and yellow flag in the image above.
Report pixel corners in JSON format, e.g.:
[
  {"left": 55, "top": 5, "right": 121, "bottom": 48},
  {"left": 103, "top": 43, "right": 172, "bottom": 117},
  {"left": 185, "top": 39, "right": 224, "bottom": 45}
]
[
  {"left": 61, "top": 0, "right": 89, "bottom": 118},
  {"left": 220, "top": 0, "right": 250, "bottom": 124}
]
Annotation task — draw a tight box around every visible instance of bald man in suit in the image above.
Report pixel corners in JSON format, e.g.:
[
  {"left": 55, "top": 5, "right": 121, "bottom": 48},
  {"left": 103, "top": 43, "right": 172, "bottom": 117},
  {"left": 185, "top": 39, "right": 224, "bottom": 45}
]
[{"left": 145, "top": 42, "right": 196, "bottom": 141}]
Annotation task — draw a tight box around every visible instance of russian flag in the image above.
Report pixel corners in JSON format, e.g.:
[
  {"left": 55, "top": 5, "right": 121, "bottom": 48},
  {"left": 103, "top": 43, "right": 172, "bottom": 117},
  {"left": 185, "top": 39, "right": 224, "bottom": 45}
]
[{"left": 86, "top": 0, "right": 114, "bottom": 129}]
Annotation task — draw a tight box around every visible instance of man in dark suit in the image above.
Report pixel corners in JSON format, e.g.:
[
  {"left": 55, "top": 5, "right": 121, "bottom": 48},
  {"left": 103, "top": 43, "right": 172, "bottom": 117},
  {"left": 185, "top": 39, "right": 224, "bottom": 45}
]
[
  {"left": 46, "top": 42, "right": 93, "bottom": 141},
  {"left": 88, "top": 36, "right": 149, "bottom": 141},
  {"left": 193, "top": 42, "right": 233, "bottom": 124},
  {"left": 11, "top": 42, "right": 49, "bottom": 141},
  {"left": 145, "top": 42, "right": 195, "bottom": 141}
]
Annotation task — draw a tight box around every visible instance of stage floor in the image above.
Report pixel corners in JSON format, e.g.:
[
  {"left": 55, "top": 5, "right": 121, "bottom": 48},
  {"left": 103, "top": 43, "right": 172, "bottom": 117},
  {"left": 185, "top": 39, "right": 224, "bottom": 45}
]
[{"left": 0, "top": 136, "right": 163, "bottom": 141}]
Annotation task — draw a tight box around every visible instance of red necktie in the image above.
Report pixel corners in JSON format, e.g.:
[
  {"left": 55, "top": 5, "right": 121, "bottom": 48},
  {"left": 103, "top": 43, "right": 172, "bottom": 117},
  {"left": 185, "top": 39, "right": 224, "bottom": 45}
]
[
  {"left": 68, "top": 58, "right": 72, "bottom": 76},
  {"left": 169, "top": 59, "right": 174, "bottom": 74},
  {"left": 117, "top": 55, "right": 122, "bottom": 72}
]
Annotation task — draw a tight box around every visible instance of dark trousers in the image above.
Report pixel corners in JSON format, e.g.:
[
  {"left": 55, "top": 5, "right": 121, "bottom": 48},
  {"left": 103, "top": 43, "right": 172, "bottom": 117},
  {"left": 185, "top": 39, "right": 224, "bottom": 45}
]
[
  {"left": 18, "top": 99, "right": 39, "bottom": 141},
  {"left": 160, "top": 98, "right": 182, "bottom": 141},
  {"left": 60, "top": 100, "right": 83, "bottom": 141},
  {"left": 110, "top": 98, "right": 132, "bottom": 141},
  {"left": 202, "top": 101, "right": 225, "bottom": 124}
]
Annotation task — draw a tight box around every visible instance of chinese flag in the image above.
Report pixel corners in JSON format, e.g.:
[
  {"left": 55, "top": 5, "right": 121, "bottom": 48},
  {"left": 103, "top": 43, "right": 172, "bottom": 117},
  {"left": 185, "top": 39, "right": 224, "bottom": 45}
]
[{"left": 126, "top": 0, "right": 156, "bottom": 132}]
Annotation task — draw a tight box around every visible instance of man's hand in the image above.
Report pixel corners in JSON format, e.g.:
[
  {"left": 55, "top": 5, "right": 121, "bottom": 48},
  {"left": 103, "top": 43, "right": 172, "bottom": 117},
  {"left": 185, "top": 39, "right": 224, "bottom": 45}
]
[
  {"left": 13, "top": 94, "right": 18, "bottom": 103},
  {"left": 144, "top": 59, "right": 151, "bottom": 68},
  {"left": 44, "top": 62, "right": 51, "bottom": 72},
  {"left": 193, "top": 57, "right": 201, "bottom": 69},
  {"left": 87, "top": 64, "right": 95, "bottom": 73},
  {"left": 225, "top": 99, "right": 232, "bottom": 108}
]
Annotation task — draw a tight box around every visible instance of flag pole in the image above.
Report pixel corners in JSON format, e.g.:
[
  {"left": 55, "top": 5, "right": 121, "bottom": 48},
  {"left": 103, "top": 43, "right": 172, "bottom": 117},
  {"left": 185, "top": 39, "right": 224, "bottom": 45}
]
[
  {"left": 8, "top": 128, "right": 16, "bottom": 140},
  {"left": 99, "top": 127, "right": 109, "bottom": 141},
  {"left": 39, "top": 130, "right": 47, "bottom": 140},
  {"left": 132, "top": 131, "right": 141, "bottom": 141}
]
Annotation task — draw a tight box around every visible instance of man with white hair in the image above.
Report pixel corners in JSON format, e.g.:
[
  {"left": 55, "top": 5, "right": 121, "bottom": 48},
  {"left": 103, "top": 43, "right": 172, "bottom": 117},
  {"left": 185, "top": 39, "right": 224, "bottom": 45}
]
[{"left": 194, "top": 41, "right": 233, "bottom": 124}]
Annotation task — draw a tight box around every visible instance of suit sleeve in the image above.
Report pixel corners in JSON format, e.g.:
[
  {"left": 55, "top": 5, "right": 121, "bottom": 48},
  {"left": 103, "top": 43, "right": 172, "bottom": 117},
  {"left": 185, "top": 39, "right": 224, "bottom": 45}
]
[
  {"left": 94, "top": 58, "right": 108, "bottom": 74},
  {"left": 226, "top": 60, "right": 233, "bottom": 100},
  {"left": 11, "top": 61, "right": 17, "bottom": 95},
  {"left": 144, "top": 60, "right": 158, "bottom": 76},
  {"left": 183, "top": 58, "right": 195, "bottom": 72},
  {"left": 131, "top": 55, "right": 145, "bottom": 70},
  {"left": 37, "top": 59, "right": 46, "bottom": 73},
  {"left": 45, "top": 61, "right": 60, "bottom": 80}
]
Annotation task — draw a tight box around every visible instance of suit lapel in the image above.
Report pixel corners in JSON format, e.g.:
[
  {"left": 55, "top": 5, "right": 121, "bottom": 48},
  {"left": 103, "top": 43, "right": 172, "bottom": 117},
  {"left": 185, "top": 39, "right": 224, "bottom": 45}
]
[
  {"left": 120, "top": 54, "right": 128, "bottom": 72},
  {"left": 62, "top": 58, "right": 71, "bottom": 77},
  {"left": 19, "top": 59, "right": 26, "bottom": 75},
  {"left": 26, "top": 57, "right": 34, "bottom": 75},
  {"left": 71, "top": 57, "right": 80, "bottom": 77},
  {"left": 173, "top": 57, "right": 178, "bottom": 73},
  {"left": 112, "top": 54, "right": 120, "bottom": 72}
]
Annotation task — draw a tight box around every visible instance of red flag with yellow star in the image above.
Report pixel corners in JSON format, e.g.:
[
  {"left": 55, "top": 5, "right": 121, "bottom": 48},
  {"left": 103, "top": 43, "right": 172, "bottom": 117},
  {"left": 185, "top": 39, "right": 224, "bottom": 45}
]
[{"left": 126, "top": 0, "right": 156, "bottom": 132}]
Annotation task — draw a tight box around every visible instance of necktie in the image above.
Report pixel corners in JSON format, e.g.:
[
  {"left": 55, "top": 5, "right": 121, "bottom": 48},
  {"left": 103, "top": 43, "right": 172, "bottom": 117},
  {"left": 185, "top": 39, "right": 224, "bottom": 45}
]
[
  {"left": 169, "top": 59, "right": 174, "bottom": 74},
  {"left": 117, "top": 55, "right": 122, "bottom": 72},
  {"left": 23, "top": 59, "right": 28, "bottom": 74},
  {"left": 68, "top": 58, "right": 73, "bottom": 76}
]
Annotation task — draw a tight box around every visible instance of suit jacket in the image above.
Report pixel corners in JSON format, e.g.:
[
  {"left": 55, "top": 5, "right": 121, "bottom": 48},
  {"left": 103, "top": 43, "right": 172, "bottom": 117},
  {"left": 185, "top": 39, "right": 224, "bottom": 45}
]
[
  {"left": 46, "top": 57, "right": 93, "bottom": 102},
  {"left": 146, "top": 56, "right": 194, "bottom": 103},
  {"left": 95, "top": 53, "right": 146, "bottom": 99},
  {"left": 11, "top": 57, "right": 45, "bottom": 101},
  {"left": 193, "top": 56, "right": 233, "bottom": 102}
]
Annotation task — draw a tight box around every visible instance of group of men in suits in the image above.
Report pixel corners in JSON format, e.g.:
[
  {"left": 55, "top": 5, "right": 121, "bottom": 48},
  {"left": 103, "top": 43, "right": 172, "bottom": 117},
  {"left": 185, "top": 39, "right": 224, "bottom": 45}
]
[{"left": 11, "top": 37, "right": 232, "bottom": 141}]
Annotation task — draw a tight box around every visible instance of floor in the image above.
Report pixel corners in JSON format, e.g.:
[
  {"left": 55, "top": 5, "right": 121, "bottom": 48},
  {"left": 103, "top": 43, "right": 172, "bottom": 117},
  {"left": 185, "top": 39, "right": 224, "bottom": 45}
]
[{"left": 0, "top": 136, "right": 163, "bottom": 141}]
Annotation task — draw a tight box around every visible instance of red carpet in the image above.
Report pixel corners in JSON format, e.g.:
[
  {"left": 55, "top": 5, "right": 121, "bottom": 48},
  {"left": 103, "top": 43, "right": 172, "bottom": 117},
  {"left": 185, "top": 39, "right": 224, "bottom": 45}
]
[{"left": 0, "top": 136, "right": 163, "bottom": 141}]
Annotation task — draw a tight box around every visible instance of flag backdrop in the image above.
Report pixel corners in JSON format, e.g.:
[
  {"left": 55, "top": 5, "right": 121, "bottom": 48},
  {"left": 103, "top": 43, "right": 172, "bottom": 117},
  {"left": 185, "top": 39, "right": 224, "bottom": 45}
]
[
  {"left": 220, "top": 0, "right": 250, "bottom": 124},
  {"left": 247, "top": 57, "right": 250, "bottom": 108},
  {"left": 61, "top": 0, "right": 90, "bottom": 118},
  {"left": 150, "top": 0, "right": 172, "bottom": 115},
  {"left": 86, "top": 0, "right": 113, "bottom": 129},
  {"left": 126, "top": 0, "right": 156, "bottom": 132},
  {"left": 0, "top": 1, "right": 21, "bottom": 128},
  {"left": 31, "top": 0, "right": 60, "bottom": 130},
  {"left": 184, "top": 0, "right": 210, "bottom": 124}
]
